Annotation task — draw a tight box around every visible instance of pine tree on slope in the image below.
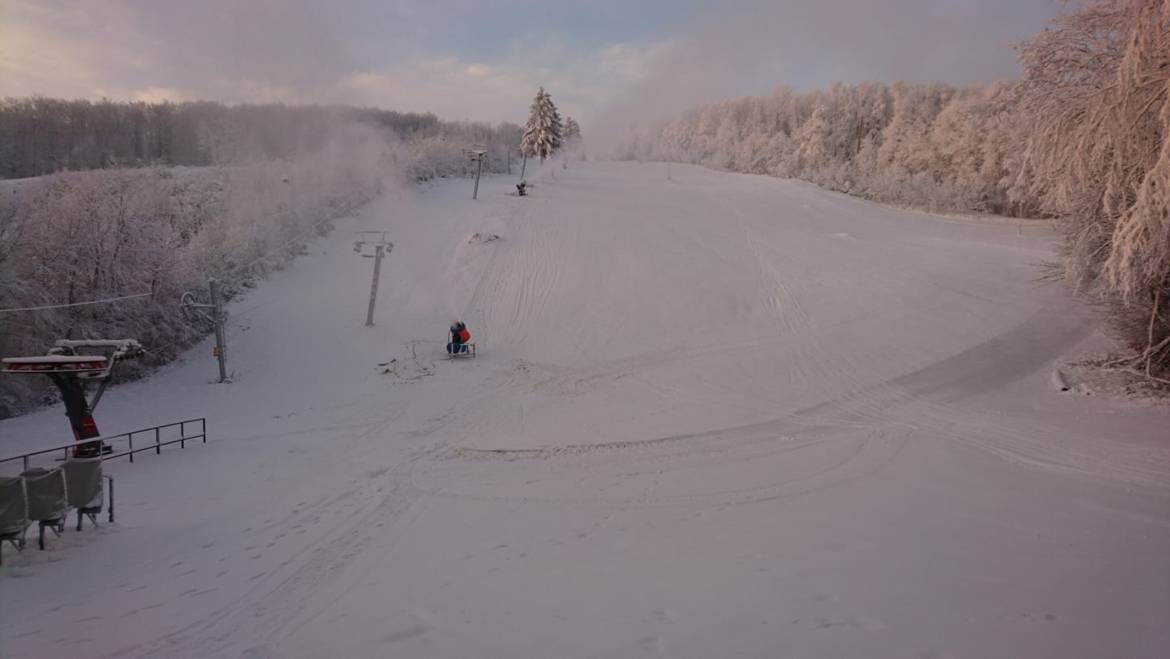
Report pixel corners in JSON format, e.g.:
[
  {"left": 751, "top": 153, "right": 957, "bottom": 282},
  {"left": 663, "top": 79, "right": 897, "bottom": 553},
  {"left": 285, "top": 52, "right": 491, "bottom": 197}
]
[{"left": 520, "top": 87, "right": 563, "bottom": 162}]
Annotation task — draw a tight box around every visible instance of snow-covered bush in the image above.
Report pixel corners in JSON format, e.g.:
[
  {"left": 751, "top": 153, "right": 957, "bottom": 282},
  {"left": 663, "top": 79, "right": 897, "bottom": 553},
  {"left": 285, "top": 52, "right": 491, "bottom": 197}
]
[{"left": 1013, "top": 0, "right": 1170, "bottom": 375}]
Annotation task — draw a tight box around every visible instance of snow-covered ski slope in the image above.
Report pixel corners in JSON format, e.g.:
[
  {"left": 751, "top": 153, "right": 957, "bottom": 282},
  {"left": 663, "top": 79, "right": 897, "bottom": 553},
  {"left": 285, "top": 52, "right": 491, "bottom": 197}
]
[{"left": 2, "top": 161, "right": 1168, "bottom": 659}]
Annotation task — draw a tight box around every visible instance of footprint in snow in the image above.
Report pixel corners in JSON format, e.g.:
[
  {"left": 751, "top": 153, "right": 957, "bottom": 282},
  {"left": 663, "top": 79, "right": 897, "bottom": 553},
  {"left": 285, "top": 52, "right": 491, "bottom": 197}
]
[
  {"left": 813, "top": 616, "right": 885, "bottom": 631},
  {"left": 638, "top": 635, "right": 666, "bottom": 652}
]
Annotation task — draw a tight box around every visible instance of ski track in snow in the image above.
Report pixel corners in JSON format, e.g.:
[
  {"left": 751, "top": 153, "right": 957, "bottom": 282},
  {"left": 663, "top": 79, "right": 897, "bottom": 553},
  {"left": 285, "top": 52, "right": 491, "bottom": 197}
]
[{"left": 1, "top": 161, "right": 1168, "bottom": 659}]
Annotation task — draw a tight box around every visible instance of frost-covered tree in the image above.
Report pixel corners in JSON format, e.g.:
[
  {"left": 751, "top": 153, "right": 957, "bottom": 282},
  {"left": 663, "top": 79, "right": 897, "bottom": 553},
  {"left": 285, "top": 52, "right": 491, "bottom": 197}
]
[
  {"left": 563, "top": 117, "right": 582, "bottom": 146},
  {"left": 1014, "top": 0, "right": 1170, "bottom": 374},
  {"left": 562, "top": 117, "right": 584, "bottom": 161},
  {"left": 616, "top": 80, "right": 1015, "bottom": 212},
  {"left": 0, "top": 99, "right": 521, "bottom": 179},
  {"left": 520, "top": 87, "right": 563, "bottom": 162}
]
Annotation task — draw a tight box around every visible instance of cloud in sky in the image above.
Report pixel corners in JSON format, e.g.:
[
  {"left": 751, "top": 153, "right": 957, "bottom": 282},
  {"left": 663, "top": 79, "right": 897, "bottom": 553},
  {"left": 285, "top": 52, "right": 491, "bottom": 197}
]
[
  {"left": 0, "top": 0, "right": 1065, "bottom": 127},
  {"left": 589, "top": 0, "right": 1067, "bottom": 146}
]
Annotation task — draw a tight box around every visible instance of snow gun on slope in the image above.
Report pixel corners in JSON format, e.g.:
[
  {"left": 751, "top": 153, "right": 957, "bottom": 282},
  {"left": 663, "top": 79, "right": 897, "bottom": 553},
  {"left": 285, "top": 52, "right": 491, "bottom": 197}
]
[{"left": 446, "top": 321, "right": 476, "bottom": 359}]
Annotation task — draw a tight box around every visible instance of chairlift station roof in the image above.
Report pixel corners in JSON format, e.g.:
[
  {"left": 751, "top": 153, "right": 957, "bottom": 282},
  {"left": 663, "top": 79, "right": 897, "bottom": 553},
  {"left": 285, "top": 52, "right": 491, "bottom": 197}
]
[{"left": 2, "top": 355, "right": 108, "bottom": 375}]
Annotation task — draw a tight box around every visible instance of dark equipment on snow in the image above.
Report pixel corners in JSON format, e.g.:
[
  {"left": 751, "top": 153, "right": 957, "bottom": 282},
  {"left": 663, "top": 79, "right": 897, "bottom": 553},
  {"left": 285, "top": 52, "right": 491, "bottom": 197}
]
[
  {"left": 62, "top": 458, "right": 110, "bottom": 531},
  {"left": 0, "top": 476, "right": 29, "bottom": 563},
  {"left": 0, "top": 461, "right": 116, "bottom": 564},
  {"left": 22, "top": 467, "right": 67, "bottom": 550},
  {"left": 447, "top": 321, "right": 477, "bottom": 358}
]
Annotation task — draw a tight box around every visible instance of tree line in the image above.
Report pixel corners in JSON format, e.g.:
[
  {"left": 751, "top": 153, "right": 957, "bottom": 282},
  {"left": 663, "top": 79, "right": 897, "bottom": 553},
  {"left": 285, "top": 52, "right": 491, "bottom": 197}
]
[
  {"left": 619, "top": 81, "right": 1023, "bottom": 215},
  {"left": 619, "top": 0, "right": 1169, "bottom": 377},
  {"left": 0, "top": 98, "right": 522, "bottom": 179}
]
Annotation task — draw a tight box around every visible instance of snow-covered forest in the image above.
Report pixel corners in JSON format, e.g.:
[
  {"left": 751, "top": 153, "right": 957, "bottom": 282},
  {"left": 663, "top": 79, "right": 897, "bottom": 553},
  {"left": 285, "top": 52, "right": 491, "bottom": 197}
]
[
  {"left": 0, "top": 109, "right": 522, "bottom": 417},
  {"left": 618, "top": 0, "right": 1169, "bottom": 376},
  {"left": 0, "top": 99, "right": 522, "bottom": 180},
  {"left": 619, "top": 81, "right": 1021, "bottom": 215}
]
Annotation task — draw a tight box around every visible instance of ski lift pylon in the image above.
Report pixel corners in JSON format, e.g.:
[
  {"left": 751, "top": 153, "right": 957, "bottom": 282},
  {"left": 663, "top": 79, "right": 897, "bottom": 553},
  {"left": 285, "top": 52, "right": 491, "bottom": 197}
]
[{"left": 2, "top": 339, "right": 144, "bottom": 457}]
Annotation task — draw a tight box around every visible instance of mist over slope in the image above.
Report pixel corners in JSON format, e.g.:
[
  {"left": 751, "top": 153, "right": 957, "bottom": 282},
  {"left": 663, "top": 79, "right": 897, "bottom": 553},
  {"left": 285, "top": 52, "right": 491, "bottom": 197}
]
[{"left": 0, "top": 108, "right": 520, "bottom": 418}]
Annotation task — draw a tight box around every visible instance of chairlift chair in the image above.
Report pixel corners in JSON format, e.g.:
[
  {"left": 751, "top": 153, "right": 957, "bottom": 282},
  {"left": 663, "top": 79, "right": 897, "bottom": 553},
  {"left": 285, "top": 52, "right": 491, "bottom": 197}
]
[
  {"left": 22, "top": 467, "right": 67, "bottom": 550},
  {"left": 62, "top": 458, "right": 111, "bottom": 531},
  {"left": 0, "top": 476, "right": 29, "bottom": 565}
]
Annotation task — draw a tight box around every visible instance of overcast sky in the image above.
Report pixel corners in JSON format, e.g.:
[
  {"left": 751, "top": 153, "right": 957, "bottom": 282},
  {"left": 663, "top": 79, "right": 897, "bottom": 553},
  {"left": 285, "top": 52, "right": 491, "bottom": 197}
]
[{"left": 0, "top": 0, "right": 1066, "bottom": 128}]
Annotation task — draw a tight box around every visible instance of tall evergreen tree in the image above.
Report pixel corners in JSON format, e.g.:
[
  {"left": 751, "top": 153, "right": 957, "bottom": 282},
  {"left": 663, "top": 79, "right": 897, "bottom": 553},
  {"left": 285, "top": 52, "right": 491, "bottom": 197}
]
[{"left": 520, "top": 87, "right": 563, "bottom": 162}]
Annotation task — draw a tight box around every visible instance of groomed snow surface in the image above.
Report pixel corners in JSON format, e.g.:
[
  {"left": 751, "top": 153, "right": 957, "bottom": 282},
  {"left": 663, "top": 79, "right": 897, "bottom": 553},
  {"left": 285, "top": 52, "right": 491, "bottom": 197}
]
[{"left": 1, "top": 161, "right": 1168, "bottom": 658}]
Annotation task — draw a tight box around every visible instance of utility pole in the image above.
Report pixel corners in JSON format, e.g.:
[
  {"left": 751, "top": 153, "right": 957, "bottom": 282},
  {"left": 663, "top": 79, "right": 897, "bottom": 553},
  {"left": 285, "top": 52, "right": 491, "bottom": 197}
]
[
  {"left": 353, "top": 231, "right": 393, "bottom": 326},
  {"left": 209, "top": 279, "right": 227, "bottom": 382},
  {"left": 520, "top": 154, "right": 528, "bottom": 180},
  {"left": 365, "top": 243, "right": 385, "bottom": 326},
  {"left": 474, "top": 152, "right": 484, "bottom": 200},
  {"left": 180, "top": 279, "right": 228, "bottom": 383},
  {"left": 467, "top": 148, "right": 486, "bottom": 200}
]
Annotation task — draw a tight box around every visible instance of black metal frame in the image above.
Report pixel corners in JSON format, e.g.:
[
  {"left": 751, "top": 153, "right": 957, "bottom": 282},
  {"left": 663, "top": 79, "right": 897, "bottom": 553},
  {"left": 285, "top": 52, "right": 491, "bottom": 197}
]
[
  {"left": 1, "top": 418, "right": 207, "bottom": 473},
  {"left": 0, "top": 526, "right": 28, "bottom": 565},
  {"left": 76, "top": 475, "right": 116, "bottom": 531},
  {"left": 38, "top": 516, "right": 65, "bottom": 550}
]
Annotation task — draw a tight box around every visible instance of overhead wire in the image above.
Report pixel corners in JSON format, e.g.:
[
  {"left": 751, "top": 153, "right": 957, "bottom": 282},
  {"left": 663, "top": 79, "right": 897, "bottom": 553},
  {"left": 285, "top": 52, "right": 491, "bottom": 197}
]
[{"left": 0, "top": 291, "right": 152, "bottom": 314}]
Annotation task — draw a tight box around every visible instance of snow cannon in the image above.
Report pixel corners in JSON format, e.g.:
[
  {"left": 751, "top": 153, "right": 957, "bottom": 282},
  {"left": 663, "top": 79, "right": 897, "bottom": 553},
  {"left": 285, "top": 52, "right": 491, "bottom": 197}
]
[{"left": 2, "top": 339, "right": 145, "bottom": 457}]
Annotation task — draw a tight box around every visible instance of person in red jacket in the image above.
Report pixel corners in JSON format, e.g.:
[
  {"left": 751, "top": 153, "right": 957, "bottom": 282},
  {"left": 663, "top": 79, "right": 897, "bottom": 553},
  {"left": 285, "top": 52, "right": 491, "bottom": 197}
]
[{"left": 448, "top": 321, "right": 471, "bottom": 355}]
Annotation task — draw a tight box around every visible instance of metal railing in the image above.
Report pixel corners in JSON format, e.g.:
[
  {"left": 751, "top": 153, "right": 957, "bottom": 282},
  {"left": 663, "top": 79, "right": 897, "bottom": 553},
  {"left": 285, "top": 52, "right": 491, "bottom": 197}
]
[{"left": 1, "top": 418, "right": 206, "bottom": 473}]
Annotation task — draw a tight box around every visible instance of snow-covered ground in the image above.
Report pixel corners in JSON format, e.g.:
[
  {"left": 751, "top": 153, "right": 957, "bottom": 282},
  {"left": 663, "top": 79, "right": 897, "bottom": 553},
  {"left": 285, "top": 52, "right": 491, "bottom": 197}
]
[{"left": 1, "top": 161, "right": 1168, "bottom": 658}]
